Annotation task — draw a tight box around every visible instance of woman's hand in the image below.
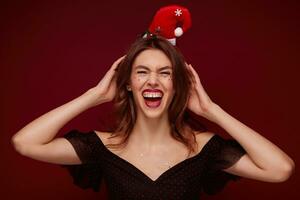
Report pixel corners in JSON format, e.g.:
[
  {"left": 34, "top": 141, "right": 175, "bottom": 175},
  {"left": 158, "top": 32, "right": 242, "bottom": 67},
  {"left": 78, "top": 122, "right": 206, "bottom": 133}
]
[
  {"left": 186, "top": 64, "right": 295, "bottom": 183},
  {"left": 88, "top": 55, "right": 125, "bottom": 106},
  {"left": 186, "top": 63, "right": 218, "bottom": 121}
]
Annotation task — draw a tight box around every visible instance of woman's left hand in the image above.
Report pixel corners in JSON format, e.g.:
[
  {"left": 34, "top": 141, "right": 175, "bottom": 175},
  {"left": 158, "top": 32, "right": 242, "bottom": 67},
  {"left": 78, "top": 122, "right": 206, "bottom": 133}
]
[{"left": 186, "top": 63, "right": 218, "bottom": 121}]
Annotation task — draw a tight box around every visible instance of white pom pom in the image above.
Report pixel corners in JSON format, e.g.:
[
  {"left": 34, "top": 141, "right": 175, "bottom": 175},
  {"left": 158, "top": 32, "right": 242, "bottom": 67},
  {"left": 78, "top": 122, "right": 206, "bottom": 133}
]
[{"left": 174, "top": 27, "right": 183, "bottom": 37}]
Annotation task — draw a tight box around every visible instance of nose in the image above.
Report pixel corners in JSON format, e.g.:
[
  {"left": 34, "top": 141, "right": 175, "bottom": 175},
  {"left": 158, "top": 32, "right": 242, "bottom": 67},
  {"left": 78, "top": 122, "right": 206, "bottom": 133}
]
[{"left": 147, "top": 72, "right": 159, "bottom": 87}]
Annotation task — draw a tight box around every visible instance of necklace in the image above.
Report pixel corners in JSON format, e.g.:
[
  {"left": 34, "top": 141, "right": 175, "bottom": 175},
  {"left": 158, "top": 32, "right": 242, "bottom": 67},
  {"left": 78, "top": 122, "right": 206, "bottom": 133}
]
[{"left": 139, "top": 152, "right": 172, "bottom": 169}]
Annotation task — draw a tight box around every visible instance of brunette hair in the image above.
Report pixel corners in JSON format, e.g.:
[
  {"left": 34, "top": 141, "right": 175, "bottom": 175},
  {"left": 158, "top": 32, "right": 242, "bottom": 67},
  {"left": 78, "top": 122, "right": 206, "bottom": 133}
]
[{"left": 106, "top": 35, "right": 207, "bottom": 157}]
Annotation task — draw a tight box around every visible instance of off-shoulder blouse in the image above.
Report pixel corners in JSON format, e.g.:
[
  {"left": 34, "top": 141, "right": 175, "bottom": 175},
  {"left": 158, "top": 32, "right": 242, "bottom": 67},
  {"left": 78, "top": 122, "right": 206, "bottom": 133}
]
[{"left": 61, "top": 129, "right": 246, "bottom": 200}]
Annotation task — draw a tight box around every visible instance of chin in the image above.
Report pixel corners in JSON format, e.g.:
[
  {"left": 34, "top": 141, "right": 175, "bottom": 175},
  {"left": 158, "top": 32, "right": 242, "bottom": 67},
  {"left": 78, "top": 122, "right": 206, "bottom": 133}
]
[{"left": 142, "top": 110, "right": 166, "bottom": 119}]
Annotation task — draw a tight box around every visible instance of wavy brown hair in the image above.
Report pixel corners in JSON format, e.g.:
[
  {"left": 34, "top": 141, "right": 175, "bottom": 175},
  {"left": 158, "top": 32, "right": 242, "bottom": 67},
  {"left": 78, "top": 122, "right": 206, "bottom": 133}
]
[{"left": 106, "top": 35, "right": 207, "bottom": 157}]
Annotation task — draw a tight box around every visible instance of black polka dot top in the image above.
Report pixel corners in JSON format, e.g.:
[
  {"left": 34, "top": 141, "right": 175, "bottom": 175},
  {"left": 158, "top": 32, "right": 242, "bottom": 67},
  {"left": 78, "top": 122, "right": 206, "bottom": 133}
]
[{"left": 61, "top": 129, "right": 246, "bottom": 200}]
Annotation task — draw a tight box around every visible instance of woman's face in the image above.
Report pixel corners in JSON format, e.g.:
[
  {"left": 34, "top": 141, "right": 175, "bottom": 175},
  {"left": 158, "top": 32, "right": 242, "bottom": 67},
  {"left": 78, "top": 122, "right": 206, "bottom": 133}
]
[{"left": 129, "top": 48, "right": 175, "bottom": 119}]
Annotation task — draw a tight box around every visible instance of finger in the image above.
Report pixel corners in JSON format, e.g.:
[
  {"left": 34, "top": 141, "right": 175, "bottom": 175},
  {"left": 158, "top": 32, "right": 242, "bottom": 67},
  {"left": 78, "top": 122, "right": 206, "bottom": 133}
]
[
  {"left": 188, "top": 65, "right": 207, "bottom": 94},
  {"left": 104, "top": 55, "right": 126, "bottom": 83},
  {"left": 185, "top": 63, "right": 197, "bottom": 84},
  {"left": 188, "top": 64, "right": 201, "bottom": 85},
  {"left": 185, "top": 62, "right": 189, "bottom": 67},
  {"left": 188, "top": 65, "right": 211, "bottom": 100},
  {"left": 112, "top": 55, "right": 126, "bottom": 71},
  {"left": 99, "top": 57, "right": 124, "bottom": 87},
  {"left": 186, "top": 64, "right": 211, "bottom": 101}
]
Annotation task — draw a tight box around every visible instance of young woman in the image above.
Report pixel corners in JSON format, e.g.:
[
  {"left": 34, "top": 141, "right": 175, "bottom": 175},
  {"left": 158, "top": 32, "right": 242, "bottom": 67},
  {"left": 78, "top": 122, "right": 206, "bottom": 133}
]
[{"left": 11, "top": 35, "right": 294, "bottom": 199}]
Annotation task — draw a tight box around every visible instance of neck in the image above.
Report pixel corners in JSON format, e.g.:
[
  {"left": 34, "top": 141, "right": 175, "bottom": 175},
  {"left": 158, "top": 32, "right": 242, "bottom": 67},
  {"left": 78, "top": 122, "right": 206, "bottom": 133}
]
[{"left": 130, "top": 112, "right": 173, "bottom": 148}]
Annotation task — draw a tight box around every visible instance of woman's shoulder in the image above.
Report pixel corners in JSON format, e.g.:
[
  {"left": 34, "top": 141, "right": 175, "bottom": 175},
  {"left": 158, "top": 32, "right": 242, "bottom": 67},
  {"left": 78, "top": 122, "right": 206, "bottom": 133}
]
[
  {"left": 94, "top": 130, "right": 110, "bottom": 141},
  {"left": 191, "top": 130, "right": 216, "bottom": 151},
  {"left": 194, "top": 130, "right": 215, "bottom": 139},
  {"left": 94, "top": 130, "right": 121, "bottom": 145}
]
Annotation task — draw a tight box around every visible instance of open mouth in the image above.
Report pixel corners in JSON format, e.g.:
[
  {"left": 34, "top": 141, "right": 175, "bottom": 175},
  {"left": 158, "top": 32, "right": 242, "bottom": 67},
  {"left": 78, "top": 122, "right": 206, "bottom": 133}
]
[{"left": 142, "top": 90, "right": 163, "bottom": 108}]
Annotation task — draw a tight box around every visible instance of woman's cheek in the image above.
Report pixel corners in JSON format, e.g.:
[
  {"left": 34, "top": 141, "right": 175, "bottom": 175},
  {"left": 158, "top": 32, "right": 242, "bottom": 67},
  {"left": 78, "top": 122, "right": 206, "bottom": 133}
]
[
  {"left": 131, "top": 75, "right": 146, "bottom": 89},
  {"left": 162, "top": 77, "right": 173, "bottom": 88}
]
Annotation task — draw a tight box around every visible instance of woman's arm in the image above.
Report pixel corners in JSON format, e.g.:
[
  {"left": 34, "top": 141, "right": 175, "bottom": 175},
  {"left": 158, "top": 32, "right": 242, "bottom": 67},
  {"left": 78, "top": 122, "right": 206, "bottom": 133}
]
[
  {"left": 207, "top": 104, "right": 295, "bottom": 182},
  {"left": 11, "top": 56, "right": 125, "bottom": 165},
  {"left": 11, "top": 89, "right": 100, "bottom": 164},
  {"left": 186, "top": 63, "right": 295, "bottom": 182}
]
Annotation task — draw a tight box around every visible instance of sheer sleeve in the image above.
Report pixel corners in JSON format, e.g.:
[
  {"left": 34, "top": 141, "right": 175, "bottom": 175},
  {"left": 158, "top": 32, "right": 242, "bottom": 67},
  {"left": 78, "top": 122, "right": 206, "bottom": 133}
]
[
  {"left": 203, "top": 134, "right": 246, "bottom": 195},
  {"left": 61, "top": 129, "right": 103, "bottom": 192}
]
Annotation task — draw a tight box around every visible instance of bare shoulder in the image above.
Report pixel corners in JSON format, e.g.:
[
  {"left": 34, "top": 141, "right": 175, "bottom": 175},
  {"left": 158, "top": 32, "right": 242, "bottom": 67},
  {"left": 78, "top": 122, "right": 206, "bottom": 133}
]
[
  {"left": 193, "top": 130, "right": 216, "bottom": 149},
  {"left": 94, "top": 130, "right": 118, "bottom": 144}
]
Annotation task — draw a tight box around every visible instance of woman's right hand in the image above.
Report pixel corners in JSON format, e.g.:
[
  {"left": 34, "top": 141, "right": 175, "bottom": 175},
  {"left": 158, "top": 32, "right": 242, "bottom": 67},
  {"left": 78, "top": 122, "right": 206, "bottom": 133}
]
[{"left": 89, "top": 55, "right": 126, "bottom": 106}]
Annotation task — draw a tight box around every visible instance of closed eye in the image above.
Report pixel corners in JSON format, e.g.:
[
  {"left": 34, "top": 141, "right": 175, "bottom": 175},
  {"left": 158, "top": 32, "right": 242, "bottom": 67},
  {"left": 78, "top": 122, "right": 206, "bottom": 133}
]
[{"left": 137, "top": 71, "right": 147, "bottom": 74}]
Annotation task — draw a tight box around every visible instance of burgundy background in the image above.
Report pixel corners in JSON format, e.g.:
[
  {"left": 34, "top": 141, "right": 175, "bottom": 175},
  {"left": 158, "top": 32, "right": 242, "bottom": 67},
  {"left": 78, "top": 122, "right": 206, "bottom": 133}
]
[{"left": 1, "top": 0, "right": 299, "bottom": 199}]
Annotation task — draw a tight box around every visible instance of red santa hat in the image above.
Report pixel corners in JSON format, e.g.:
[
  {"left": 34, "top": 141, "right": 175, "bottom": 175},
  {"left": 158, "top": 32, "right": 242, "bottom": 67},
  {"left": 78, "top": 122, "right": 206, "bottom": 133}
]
[{"left": 143, "top": 5, "right": 192, "bottom": 45}]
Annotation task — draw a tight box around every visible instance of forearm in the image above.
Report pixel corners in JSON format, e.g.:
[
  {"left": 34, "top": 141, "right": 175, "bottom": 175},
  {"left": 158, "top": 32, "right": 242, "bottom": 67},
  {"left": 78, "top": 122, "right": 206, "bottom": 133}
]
[
  {"left": 208, "top": 104, "right": 295, "bottom": 171},
  {"left": 12, "top": 88, "right": 101, "bottom": 145}
]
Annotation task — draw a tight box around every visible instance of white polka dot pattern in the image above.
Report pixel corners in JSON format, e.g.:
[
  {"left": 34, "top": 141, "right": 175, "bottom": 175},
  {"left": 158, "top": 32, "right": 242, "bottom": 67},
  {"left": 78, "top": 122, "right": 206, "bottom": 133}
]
[{"left": 62, "top": 129, "right": 246, "bottom": 199}]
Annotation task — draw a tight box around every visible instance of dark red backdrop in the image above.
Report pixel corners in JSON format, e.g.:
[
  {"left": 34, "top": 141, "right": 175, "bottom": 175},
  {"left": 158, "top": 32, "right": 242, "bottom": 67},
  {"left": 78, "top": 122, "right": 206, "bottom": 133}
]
[{"left": 1, "top": 0, "right": 299, "bottom": 199}]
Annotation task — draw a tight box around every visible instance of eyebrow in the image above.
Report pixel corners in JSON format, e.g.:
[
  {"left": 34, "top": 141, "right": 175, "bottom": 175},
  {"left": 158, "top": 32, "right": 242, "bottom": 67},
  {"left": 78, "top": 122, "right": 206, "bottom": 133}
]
[{"left": 134, "top": 65, "right": 172, "bottom": 71}]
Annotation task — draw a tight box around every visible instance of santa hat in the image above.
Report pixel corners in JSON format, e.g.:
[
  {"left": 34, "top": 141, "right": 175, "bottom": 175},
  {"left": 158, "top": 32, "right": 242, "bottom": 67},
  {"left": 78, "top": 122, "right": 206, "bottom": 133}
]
[{"left": 143, "top": 5, "right": 192, "bottom": 45}]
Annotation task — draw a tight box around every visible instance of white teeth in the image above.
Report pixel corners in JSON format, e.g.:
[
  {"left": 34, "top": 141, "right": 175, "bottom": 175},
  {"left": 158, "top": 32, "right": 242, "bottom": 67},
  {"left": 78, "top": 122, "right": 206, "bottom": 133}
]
[{"left": 142, "top": 92, "right": 162, "bottom": 98}]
